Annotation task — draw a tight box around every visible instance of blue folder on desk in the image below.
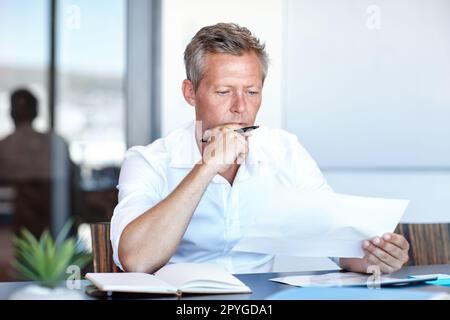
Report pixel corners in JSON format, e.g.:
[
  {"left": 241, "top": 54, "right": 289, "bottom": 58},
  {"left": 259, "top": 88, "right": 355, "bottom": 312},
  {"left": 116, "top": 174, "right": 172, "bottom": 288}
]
[
  {"left": 408, "top": 275, "right": 450, "bottom": 287},
  {"left": 267, "top": 287, "right": 446, "bottom": 300},
  {"left": 427, "top": 279, "right": 450, "bottom": 287}
]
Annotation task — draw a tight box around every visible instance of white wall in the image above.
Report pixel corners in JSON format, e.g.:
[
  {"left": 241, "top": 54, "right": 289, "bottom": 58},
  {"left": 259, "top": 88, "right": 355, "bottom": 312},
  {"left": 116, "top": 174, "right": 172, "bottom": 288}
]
[
  {"left": 284, "top": 0, "right": 450, "bottom": 168},
  {"left": 160, "top": 0, "right": 284, "bottom": 135},
  {"left": 284, "top": 0, "right": 450, "bottom": 223}
]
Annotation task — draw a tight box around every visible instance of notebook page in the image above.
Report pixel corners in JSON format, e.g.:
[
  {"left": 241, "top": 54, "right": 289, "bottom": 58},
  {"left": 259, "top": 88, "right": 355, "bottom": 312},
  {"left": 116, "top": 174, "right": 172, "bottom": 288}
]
[
  {"left": 86, "top": 272, "right": 178, "bottom": 294},
  {"left": 154, "top": 263, "right": 248, "bottom": 290}
]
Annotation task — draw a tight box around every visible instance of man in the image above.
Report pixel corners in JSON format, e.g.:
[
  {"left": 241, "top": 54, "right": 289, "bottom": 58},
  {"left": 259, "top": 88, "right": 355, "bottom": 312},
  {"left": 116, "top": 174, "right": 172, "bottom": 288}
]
[{"left": 111, "top": 23, "right": 409, "bottom": 274}]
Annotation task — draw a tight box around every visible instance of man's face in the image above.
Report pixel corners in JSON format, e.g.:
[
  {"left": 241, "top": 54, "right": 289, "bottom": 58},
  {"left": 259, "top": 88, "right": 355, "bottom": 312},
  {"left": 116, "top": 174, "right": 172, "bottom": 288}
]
[{"left": 183, "top": 51, "right": 263, "bottom": 131}]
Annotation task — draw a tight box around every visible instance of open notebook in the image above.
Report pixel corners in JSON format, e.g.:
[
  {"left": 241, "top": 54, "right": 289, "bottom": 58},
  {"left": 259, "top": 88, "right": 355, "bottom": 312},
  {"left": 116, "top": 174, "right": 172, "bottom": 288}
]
[{"left": 86, "top": 263, "right": 251, "bottom": 295}]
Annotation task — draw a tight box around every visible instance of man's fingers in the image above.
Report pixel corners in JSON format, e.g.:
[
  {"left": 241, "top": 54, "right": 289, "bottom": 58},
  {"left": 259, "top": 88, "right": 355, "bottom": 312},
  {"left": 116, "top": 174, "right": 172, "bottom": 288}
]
[
  {"left": 363, "top": 240, "right": 403, "bottom": 270},
  {"left": 382, "top": 233, "right": 410, "bottom": 251},
  {"left": 203, "top": 127, "right": 233, "bottom": 145},
  {"left": 368, "top": 237, "right": 405, "bottom": 259},
  {"left": 234, "top": 135, "right": 249, "bottom": 164},
  {"left": 378, "top": 241, "right": 405, "bottom": 261},
  {"left": 204, "top": 124, "right": 252, "bottom": 143},
  {"left": 364, "top": 250, "right": 395, "bottom": 274},
  {"left": 203, "top": 127, "right": 249, "bottom": 163}
]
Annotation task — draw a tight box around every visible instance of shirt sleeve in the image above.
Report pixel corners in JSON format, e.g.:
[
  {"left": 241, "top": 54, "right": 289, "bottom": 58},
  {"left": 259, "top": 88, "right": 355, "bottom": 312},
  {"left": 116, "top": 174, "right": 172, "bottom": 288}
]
[{"left": 110, "top": 147, "right": 166, "bottom": 270}]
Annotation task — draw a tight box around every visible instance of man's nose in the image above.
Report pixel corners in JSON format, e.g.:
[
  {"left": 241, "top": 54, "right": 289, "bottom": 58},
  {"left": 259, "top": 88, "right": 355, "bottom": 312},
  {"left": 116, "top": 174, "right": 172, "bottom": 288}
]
[{"left": 230, "top": 92, "right": 246, "bottom": 114}]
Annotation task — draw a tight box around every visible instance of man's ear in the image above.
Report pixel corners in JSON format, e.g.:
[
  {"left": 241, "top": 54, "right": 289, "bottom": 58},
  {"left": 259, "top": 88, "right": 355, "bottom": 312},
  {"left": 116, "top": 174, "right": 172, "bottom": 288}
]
[{"left": 182, "top": 79, "right": 196, "bottom": 106}]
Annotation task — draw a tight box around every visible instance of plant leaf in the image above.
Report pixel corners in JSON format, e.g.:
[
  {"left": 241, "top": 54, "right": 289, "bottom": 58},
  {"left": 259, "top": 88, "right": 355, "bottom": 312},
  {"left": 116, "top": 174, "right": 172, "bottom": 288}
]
[
  {"left": 11, "top": 260, "right": 39, "bottom": 281},
  {"left": 55, "top": 219, "right": 73, "bottom": 246}
]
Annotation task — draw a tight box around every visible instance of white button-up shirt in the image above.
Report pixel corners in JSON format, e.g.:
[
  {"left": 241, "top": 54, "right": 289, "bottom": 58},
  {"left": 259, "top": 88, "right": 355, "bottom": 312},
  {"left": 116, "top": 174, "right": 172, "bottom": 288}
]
[{"left": 111, "top": 121, "right": 333, "bottom": 273}]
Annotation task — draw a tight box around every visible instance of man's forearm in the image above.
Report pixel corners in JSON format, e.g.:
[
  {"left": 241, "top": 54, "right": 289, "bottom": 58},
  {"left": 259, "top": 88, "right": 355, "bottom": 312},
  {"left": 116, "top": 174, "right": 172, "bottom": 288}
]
[{"left": 119, "top": 163, "right": 216, "bottom": 273}]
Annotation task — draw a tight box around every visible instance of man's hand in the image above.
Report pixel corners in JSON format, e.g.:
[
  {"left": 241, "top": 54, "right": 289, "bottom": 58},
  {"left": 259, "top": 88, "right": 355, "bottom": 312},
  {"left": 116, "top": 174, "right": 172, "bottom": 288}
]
[
  {"left": 201, "top": 125, "right": 250, "bottom": 174},
  {"left": 340, "top": 233, "right": 410, "bottom": 274},
  {"left": 362, "top": 233, "right": 410, "bottom": 274}
]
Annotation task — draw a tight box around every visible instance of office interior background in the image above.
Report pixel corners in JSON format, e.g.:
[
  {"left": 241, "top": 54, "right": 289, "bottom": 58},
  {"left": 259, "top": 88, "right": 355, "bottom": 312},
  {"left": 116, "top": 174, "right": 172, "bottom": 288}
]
[{"left": 0, "top": 0, "right": 449, "bottom": 281}]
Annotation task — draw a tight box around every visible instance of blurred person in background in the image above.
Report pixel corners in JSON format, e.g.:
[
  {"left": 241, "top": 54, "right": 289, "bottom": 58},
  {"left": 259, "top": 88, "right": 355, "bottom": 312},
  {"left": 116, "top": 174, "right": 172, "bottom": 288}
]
[{"left": 0, "top": 88, "right": 76, "bottom": 237}]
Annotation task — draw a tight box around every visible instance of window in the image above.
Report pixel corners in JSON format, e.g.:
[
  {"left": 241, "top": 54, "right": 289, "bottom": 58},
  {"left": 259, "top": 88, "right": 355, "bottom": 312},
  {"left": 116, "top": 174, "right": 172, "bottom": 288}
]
[
  {"left": 56, "top": 0, "right": 126, "bottom": 173},
  {"left": 55, "top": 0, "right": 126, "bottom": 224},
  {"left": 0, "top": 0, "right": 50, "bottom": 281},
  {"left": 0, "top": 0, "right": 49, "bottom": 138}
]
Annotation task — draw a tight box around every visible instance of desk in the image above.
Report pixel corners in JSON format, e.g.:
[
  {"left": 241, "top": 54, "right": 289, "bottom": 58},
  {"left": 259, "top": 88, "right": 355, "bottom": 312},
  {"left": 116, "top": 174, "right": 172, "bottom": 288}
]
[{"left": 1, "top": 264, "right": 449, "bottom": 300}]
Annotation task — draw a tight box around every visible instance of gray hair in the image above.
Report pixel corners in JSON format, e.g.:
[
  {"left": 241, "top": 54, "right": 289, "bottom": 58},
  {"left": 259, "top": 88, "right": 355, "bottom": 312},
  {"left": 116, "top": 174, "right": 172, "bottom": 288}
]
[{"left": 184, "top": 23, "right": 269, "bottom": 91}]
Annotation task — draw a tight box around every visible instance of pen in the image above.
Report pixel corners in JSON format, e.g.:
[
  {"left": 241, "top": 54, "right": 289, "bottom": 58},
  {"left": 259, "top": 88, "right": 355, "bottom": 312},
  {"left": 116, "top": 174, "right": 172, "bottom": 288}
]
[
  {"left": 234, "top": 125, "right": 259, "bottom": 133},
  {"left": 201, "top": 125, "right": 259, "bottom": 143}
]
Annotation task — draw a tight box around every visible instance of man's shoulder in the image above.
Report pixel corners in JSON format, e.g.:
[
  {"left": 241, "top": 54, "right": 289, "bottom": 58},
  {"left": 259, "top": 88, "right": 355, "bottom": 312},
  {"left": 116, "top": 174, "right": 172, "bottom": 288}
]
[
  {"left": 124, "top": 139, "right": 169, "bottom": 165},
  {"left": 123, "top": 122, "right": 193, "bottom": 166}
]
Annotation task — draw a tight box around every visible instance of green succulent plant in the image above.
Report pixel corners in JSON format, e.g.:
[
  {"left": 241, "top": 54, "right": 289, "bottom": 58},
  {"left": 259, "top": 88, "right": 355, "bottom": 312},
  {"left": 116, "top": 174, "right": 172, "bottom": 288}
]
[{"left": 12, "top": 220, "right": 92, "bottom": 289}]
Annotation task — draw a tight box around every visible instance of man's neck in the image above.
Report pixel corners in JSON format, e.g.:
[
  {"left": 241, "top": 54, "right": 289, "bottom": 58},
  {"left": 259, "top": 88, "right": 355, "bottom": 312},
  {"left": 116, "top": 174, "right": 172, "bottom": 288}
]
[{"left": 15, "top": 123, "right": 33, "bottom": 130}]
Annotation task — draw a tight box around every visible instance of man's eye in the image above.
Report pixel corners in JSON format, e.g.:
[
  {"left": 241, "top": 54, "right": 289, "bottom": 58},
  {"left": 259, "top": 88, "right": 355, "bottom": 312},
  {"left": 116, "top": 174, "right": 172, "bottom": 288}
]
[
  {"left": 248, "top": 91, "right": 259, "bottom": 96},
  {"left": 216, "top": 91, "right": 229, "bottom": 95}
]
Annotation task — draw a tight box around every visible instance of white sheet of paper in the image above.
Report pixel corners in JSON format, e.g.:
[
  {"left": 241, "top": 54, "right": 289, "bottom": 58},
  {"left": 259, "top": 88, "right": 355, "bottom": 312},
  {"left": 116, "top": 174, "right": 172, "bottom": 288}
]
[{"left": 232, "top": 191, "right": 409, "bottom": 258}]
